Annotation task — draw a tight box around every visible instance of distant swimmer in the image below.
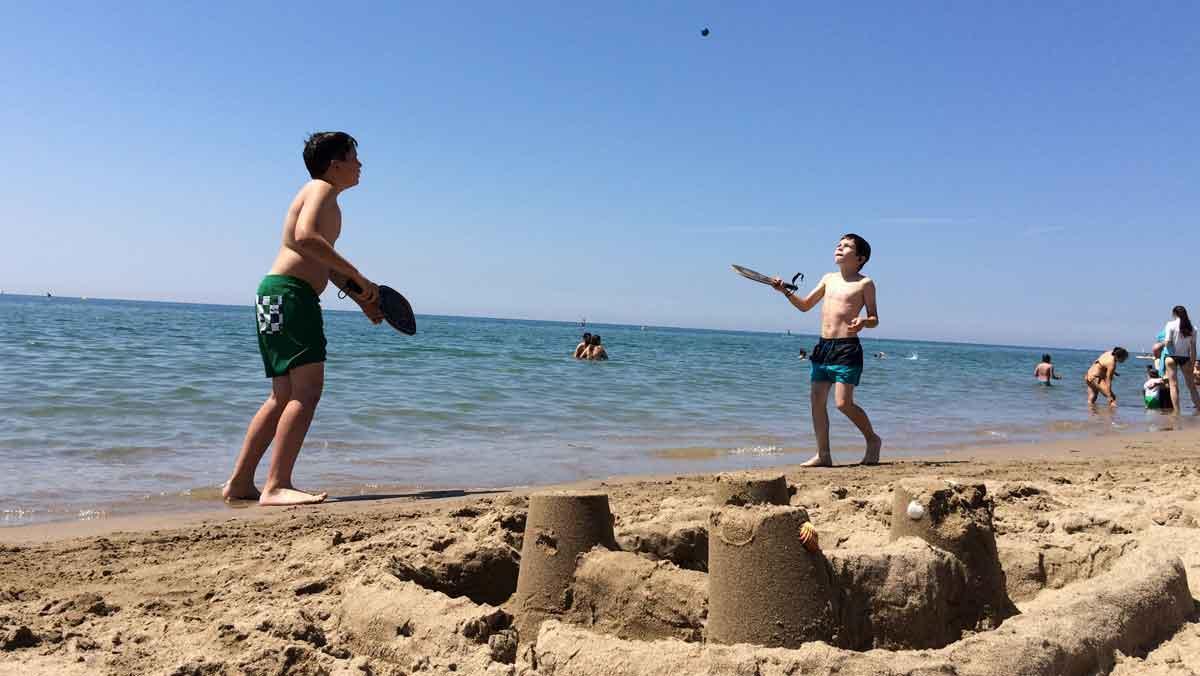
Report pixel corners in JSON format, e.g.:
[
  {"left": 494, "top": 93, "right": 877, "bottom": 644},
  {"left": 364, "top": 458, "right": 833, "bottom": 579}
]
[
  {"left": 873, "top": 351, "right": 887, "bottom": 359},
  {"left": 585, "top": 334, "right": 609, "bottom": 361},
  {"left": 798, "top": 348, "right": 808, "bottom": 360},
  {"left": 1034, "top": 354, "right": 1061, "bottom": 385},
  {"left": 1084, "top": 347, "right": 1129, "bottom": 409},
  {"left": 574, "top": 332, "right": 593, "bottom": 359},
  {"left": 770, "top": 233, "right": 882, "bottom": 467}
]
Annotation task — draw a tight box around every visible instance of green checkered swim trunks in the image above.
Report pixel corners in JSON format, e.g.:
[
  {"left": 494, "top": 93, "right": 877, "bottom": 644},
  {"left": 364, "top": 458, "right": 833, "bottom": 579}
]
[{"left": 255, "top": 274, "right": 326, "bottom": 378}]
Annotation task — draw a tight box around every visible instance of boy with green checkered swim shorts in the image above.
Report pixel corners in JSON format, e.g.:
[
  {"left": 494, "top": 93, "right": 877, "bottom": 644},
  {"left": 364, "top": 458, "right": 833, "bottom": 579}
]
[
  {"left": 769, "top": 233, "right": 883, "bottom": 467},
  {"left": 223, "top": 132, "right": 385, "bottom": 507}
]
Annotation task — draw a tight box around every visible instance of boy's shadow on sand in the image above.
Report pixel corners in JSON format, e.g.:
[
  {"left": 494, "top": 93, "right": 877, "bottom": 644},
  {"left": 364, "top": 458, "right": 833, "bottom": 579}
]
[{"left": 327, "top": 488, "right": 509, "bottom": 504}]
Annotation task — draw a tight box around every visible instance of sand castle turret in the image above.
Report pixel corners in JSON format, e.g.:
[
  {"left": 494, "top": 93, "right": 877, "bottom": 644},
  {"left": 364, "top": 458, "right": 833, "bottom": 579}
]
[
  {"left": 510, "top": 490, "right": 618, "bottom": 640},
  {"left": 889, "top": 479, "right": 1016, "bottom": 627},
  {"left": 712, "top": 472, "right": 790, "bottom": 506},
  {"left": 707, "top": 505, "right": 838, "bottom": 647}
]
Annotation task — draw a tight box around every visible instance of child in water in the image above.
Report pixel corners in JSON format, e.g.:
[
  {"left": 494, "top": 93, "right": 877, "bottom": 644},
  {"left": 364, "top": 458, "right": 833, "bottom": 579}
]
[{"left": 1144, "top": 366, "right": 1173, "bottom": 410}]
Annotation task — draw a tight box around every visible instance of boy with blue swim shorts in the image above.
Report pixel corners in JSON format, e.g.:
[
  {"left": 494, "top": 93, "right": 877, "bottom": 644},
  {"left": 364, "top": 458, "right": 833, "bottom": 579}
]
[
  {"left": 770, "top": 234, "right": 882, "bottom": 467},
  {"left": 223, "top": 132, "right": 385, "bottom": 507}
]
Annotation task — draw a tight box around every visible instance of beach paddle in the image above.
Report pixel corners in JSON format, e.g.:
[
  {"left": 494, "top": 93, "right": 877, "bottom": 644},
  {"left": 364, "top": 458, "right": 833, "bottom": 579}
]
[
  {"left": 343, "top": 279, "right": 416, "bottom": 336},
  {"left": 731, "top": 265, "right": 803, "bottom": 292}
]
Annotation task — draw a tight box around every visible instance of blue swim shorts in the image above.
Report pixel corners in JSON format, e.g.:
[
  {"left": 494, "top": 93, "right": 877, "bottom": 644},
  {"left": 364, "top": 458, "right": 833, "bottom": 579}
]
[{"left": 810, "top": 337, "right": 863, "bottom": 386}]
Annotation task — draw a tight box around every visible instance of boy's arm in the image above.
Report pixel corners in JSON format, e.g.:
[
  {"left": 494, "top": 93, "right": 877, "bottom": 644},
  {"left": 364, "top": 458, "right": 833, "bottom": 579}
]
[
  {"left": 330, "top": 270, "right": 384, "bottom": 324},
  {"left": 775, "top": 274, "right": 826, "bottom": 312},
  {"left": 286, "top": 183, "right": 379, "bottom": 304},
  {"left": 847, "top": 279, "right": 879, "bottom": 333}
]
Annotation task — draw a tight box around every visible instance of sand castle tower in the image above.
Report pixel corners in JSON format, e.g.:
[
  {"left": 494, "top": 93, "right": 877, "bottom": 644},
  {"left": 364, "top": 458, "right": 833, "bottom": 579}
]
[
  {"left": 707, "top": 504, "right": 838, "bottom": 647},
  {"left": 511, "top": 490, "right": 618, "bottom": 639},
  {"left": 890, "top": 479, "right": 1017, "bottom": 627},
  {"left": 709, "top": 473, "right": 838, "bottom": 647},
  {"left": 712, "top": 472, "right": 790, "bottom": 507}
]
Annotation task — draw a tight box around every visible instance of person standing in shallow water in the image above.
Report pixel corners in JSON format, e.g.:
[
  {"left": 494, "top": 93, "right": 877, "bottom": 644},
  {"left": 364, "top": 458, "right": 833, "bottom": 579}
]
[
  {"left": 223, "top": 132, "right": 384, "bottom": 507},
  {"left": 1161, "top": 305, "right": 1200, "bottom": 413},
  {"left": 771, "top": 233, "right": 882, "bottom": 467},
  {"left": 1034, "top": 354, "right": 1061, "bottom": 385},
  {"left": 1084, "top": 347, "right": 1128, "bottom": 409}
]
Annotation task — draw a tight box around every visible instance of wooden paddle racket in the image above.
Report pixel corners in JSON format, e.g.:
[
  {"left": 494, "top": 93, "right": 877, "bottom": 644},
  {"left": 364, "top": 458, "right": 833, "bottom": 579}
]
[{"left": 731, "top": 265, "right": 803, "bottom": 292}]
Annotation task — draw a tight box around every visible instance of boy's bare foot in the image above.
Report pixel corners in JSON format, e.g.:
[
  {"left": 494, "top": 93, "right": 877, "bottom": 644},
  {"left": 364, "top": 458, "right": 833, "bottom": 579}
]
[
  {"left": 259, "top": 487, "right": 328, "bottom": 506},
  {"left": 800, "top": 454, "right": 834, "bottom": 468},
  {"left": 862, "top": 435, "right": 882, "bottom": 465},
  {"left": 222, "top": 480, "right": 261, "bottom": 502}
]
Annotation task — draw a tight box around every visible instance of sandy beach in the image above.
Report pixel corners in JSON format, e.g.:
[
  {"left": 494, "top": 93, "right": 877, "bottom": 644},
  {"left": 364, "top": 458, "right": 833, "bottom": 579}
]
[{"left": 3, "top": 426, "right": 1200, "bottom": 675}]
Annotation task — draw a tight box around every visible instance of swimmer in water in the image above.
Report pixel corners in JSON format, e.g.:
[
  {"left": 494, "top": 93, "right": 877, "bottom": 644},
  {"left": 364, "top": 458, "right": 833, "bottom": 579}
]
[
  {"left": 574, "top": 332, "right": 592, "bottom": 359},
  {"left": 1034, "top": 354, "right": 1061, "bottom": 385}
]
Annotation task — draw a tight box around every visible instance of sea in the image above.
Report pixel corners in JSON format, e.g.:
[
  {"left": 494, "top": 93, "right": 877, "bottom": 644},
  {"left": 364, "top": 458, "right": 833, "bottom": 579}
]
[{"left": 0, "top": 293, "right": 1188, "bottom": 526}]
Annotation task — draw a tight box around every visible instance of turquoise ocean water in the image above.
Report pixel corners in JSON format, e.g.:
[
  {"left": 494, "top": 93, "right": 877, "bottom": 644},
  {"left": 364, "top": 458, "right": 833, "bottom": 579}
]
[{"left": 0, "top": 294, "right": 1187, "bottom": 526}]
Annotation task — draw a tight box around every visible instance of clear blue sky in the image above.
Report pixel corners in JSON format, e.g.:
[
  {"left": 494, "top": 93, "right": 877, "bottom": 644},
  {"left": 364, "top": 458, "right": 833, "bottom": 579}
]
[{"left": 3, "top": 2, "right": 1197, "bottom": 350}]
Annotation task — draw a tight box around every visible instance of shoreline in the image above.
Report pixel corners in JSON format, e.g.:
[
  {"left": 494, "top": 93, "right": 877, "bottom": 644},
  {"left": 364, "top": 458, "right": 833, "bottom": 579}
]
[{"left": 4, "top": 423, "right": 1198, "bottom": 546}]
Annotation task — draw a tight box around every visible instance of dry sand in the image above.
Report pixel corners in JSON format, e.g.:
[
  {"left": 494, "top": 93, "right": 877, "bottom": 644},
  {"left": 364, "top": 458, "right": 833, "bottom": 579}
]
[{"left": 2, "top": 428, "right": 1200, "bottom": 675}]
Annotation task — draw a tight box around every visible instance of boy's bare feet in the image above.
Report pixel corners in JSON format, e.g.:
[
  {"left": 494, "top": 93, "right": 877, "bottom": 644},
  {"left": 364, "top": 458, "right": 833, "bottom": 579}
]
[
  {"left": 862, "top": 435, "right": 882, "bottom": 465},
  {"left": 259, "top": 487, "right": 328, "bottom": 506},
  {"left": 222, "top": 480, "right": 261, "bottom": 502},
  {"left": 800, "top": 454, "right": 834, "bottom": 468}
]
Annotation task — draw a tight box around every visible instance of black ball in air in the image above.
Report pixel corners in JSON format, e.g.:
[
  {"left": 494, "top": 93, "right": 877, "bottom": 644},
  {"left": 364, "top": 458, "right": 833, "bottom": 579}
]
[{"left": 701, "top": 27, "right": 710, "bottom": 37}]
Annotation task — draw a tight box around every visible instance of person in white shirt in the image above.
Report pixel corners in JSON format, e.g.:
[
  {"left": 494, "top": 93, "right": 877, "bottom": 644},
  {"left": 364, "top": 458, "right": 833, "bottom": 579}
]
[{"left": 1161, "top": 305, "right": 1200, "bottom": 412}]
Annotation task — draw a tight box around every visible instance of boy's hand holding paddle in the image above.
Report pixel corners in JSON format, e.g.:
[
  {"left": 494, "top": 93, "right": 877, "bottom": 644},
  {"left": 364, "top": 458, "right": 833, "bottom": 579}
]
[
  {"left": 348, "top": 272, "right": 379, "bottom": 306},
  {"left": 343, "top": 272, "right": 383, "bottom": 325}
]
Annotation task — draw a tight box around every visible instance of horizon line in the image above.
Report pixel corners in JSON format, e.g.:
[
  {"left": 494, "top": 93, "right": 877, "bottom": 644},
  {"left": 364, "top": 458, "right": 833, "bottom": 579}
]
[{"left": 1, "top": 290, "right": 1116, "bottom": 354}]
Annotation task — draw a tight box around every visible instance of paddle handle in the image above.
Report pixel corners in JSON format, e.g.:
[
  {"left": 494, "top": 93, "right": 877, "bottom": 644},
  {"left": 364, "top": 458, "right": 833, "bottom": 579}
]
[{"left": 782, "top": 272, "right": 803, "bottom": 292}]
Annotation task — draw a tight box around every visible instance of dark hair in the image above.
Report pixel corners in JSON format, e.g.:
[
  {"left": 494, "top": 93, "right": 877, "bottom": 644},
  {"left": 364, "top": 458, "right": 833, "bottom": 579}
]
[
  {"left": 1146, "top": 365, "right": 1160, "bottom": 378},
  {"left": 591, "top": 334, "right": 602, "bottom": 346},
  {"left": 1112, "top": 347, "right": 1129, "bottom": 361},
  {"left": 1041, "top": 354, "right": 1051, "bottom": 363},
  {"left": 581, "top": 332, "right": 592, "bottom": 342},
  {"left": 303, "top": 131, "right": 358, "bottom": 178},
  {"left": 840, "top": 233, "right": 871, "bottom": 270},
  {"left": 1173, "top": 306, "right": 1194, "bottom": 337}
]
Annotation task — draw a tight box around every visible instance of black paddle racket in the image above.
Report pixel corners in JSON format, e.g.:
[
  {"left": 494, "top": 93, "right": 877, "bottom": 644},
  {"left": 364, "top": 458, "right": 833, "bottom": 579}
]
[
  {"left": 343, "top": 279, "right": 416, "bottom": 336},
  {"left": 731, "top": 265, "right": 803, "bottom": 292}
]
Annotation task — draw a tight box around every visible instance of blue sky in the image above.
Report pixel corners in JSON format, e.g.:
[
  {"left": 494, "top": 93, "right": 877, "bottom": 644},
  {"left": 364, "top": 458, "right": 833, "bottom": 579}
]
[{"left": 2, "top": 2, "right": 1197, "bottom": 349}]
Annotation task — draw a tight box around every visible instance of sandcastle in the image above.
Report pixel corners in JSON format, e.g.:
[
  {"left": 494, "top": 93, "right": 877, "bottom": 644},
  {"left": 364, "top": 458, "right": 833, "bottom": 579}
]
[
  {"left": 509, "top": 490, "right": 618, "bottom": 638},
  {"left": 707, "top": 504, "right": 838, "bottom": 647},
  {"left": 334, "top": 472, "right": 1192, "bottom": 675}
]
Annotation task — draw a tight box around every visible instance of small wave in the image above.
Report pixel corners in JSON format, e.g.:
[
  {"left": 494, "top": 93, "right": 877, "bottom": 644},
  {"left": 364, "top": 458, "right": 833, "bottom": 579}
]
[
  {"left": 77, "top": 509, "right": 107, "bottom": 521},
  {"left": 730, "top": 445, "right": 783, "bottom": 456},
  {"left": 906, "top": 353, "right": 919, "bottom": 360}
]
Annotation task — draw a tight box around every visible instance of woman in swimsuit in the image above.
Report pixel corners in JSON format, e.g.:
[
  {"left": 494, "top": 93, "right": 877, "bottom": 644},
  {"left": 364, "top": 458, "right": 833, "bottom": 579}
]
[
  {"left": 1162, "top": 305, "right": 1200, "bottom": 412},
  {"left": 1084, "top": 347, "right": 1129, "bottom": 408}
]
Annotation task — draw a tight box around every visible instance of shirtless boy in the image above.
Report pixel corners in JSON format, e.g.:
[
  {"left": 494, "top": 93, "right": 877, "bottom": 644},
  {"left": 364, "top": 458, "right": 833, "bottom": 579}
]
[
  {"left": 223, "top": 131, "right": 383, "bottom": 506},
  {"left": 772, "top": 234, "right": 882, "bottom": 466}
]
